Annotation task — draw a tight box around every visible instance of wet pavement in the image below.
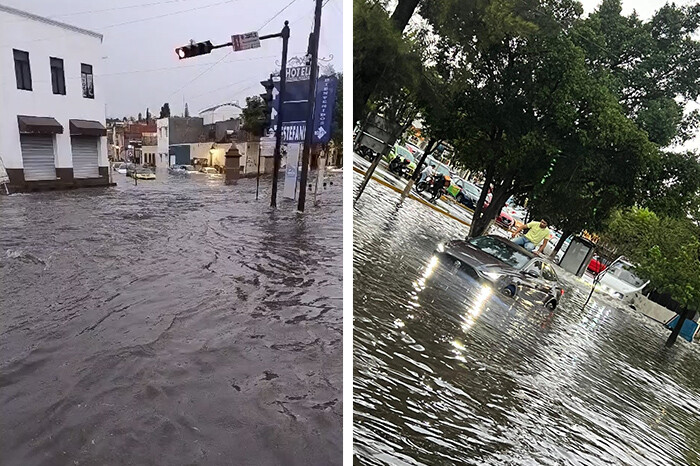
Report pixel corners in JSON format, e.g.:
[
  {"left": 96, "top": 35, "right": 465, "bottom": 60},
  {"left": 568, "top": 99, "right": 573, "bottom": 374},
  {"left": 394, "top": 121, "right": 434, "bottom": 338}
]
[
  {"left": 353, "top": 154, "right": 476, "bottom": 225},
  {"left": 353, "top": 173, "right": 700, "bottom": 466},
  {"left": 0, "top": 168, "right": 342, "bottom": 466}
]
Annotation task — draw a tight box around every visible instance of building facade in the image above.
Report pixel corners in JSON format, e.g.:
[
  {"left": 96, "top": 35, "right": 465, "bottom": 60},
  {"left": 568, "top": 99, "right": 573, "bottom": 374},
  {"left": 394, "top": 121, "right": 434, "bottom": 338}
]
[{"left": 0, "top": 4, "right": 110, "bottom": 193}]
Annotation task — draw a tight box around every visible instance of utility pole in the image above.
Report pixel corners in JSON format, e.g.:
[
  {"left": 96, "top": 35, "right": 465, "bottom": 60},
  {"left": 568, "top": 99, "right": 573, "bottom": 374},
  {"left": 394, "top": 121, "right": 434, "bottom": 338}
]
[
  {"left": 270, "top": 22, "right": 290, "bottom": 208},
  {"left": 297, "top": 0, "right": 323, "bottom": 212}
]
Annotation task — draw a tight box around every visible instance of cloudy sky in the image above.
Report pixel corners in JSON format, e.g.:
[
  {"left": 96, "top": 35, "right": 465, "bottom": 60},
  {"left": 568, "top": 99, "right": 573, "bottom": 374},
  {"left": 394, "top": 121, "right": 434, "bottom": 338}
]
[{"left": 3, "top": 0, "right": 342, "bottom": 119}]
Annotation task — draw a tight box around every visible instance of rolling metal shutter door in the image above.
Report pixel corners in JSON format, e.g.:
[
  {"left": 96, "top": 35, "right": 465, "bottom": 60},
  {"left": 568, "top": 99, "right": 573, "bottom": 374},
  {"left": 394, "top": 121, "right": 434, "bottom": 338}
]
[
  {"left": 71, "top": 136, "right": 99, "bottom": 178},
  {"left": 20, "top": 134, "right": 56, "bottom": 181}
]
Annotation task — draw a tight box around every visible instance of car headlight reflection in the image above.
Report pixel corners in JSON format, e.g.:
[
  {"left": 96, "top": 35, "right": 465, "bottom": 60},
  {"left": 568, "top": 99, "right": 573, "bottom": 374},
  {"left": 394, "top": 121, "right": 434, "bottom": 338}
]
[
  {"left": 462, "top": 284, "right": 492, "bottom": 332},
  {"left": 481, "top": 270, "right": 503, "bottom": 281}
]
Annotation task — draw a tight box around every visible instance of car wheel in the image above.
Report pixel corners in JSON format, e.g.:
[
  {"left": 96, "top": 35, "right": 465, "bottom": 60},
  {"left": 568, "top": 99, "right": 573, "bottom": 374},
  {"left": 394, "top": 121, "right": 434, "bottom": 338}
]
[
  {"left": 502, "top": 284, "right": 517, "bottom": 297},
  {"left": 456, "top": 193, "right": 465, "bottom": 204},
  {"left": 545, "top": 299, "right": 557, "bottom": 310}
]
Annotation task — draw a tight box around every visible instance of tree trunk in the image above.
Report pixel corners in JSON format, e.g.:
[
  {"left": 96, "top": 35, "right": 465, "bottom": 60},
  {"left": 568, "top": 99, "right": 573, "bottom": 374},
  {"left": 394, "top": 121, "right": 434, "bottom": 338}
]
[
  {"left": 470, "top": 177, "right": 513, "bottom": 237},
  {"left": 550, "top": 228, "right": 572, "bottom": 260},
  {"left": 390, "top": 0, "right": 421, "bottom": 32},
  {"left": 401, "top": 138, "right": 439, "bottom": 197},
  {"left": 469, "top": 163, "right": 495, "bottom": 237}
]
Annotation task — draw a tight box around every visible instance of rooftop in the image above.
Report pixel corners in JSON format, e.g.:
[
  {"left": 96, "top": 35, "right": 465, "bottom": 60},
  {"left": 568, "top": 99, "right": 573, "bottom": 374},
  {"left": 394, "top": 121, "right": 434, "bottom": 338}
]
[{"left": 0, "top": 4, "right": 103, "bottom": 41}]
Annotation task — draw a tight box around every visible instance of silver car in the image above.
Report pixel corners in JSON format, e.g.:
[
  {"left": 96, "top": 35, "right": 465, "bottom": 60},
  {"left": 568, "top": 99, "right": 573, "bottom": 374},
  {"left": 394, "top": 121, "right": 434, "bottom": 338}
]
[{"left": 437, "top": 235, "right": 565, "bottom": 310}]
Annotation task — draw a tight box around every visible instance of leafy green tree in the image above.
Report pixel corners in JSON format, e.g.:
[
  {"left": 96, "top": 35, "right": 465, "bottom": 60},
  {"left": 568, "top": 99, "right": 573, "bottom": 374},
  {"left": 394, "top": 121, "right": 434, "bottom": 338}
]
[
  {"left": 353, "top": 0, "right": 423, "bottom": 123},
  {"left": 159, "top": 103, "right": 171, "bottom": 119},
  {"left": 241, "top": 96, "right": 266, "bottom": 137},
  {"left": 600, "top": 208, "right": 700, "bottom": 309},
  {"left": 573, "top": 0, "right": 700, "bottom": 147},
  {"left": 330, "top": 73, "right": 343, "bottom": 163},
  {"left": 640, "top": 150, "right": 700, "bottom": 222}
]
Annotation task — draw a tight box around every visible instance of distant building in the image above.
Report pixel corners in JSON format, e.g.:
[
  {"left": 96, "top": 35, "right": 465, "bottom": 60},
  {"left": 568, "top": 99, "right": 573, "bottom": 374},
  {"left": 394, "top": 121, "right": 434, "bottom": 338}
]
[
  {"left": 108, "top": 121, "right": 157, "bottom": 164},
  {"left": 0, "top": 4, "right": 110, "bottom": 193}
]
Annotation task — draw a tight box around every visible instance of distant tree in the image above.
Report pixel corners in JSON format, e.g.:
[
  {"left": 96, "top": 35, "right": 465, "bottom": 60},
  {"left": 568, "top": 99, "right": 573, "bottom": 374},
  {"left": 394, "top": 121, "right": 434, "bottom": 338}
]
[
  {"left": 159, "top": 103, "right": 171, "bottom": 118},
  {"left": 146, "top": 108, "right": 151, "bottom": 122},
  {"left": 241, "top": 96, "right": 266, "bottom": 137},
  {"left": 184, "top": 103, "right": 190, "bottom": 118},
  {"left": 137, "top": 112, "right": 143, "bottom": 121}
]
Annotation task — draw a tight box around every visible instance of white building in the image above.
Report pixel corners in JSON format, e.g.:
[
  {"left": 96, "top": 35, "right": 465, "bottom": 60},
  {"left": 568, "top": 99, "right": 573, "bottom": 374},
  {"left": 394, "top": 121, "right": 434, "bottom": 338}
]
[{"left": 0, "top": 4, "right": 109, "bottom": 193}]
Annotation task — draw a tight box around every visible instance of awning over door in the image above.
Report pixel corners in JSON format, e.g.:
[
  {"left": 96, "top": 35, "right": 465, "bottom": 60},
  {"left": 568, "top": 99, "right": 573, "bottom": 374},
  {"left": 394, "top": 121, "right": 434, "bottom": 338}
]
[
  {"left": 17, "top": 115, "right": 63, "bottom": 134},
  {"left": 69, "top": 119, "right": 107, "bottom": 137}
]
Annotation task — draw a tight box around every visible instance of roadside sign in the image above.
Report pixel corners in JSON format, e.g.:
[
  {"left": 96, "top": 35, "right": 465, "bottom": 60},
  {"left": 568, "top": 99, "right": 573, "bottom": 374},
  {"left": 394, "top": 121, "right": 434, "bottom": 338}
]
[
  {"left": 286, "top": 65, "right": 311, "bottom": 82},
  {"left": 312, "top": 76, "right": 338, "bottom": 144},
  {"left": 260, "top": 138, "right": 276, "bottom": 157},
  {"left": 231, "top": 32, "right": 260, "bottom": 51}
]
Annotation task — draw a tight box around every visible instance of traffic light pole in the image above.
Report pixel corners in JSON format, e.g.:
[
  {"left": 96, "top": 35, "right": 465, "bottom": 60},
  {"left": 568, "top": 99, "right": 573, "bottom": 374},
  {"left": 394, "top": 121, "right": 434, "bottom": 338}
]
[
  {"left": 175, "top": 22, "right": 290, "bottom": 208},
  {"left": 270, "top": 22, "right": 290, "bottom": 209},
  {"left": 297, "top": 0, "right": 323, "bottom": 212}
]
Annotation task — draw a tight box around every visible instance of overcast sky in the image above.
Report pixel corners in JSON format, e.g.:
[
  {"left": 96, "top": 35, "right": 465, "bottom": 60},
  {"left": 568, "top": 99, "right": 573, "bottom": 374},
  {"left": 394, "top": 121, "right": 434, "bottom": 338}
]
[{"left": 3, "top": 0, "right": 342, "bottom": 119}]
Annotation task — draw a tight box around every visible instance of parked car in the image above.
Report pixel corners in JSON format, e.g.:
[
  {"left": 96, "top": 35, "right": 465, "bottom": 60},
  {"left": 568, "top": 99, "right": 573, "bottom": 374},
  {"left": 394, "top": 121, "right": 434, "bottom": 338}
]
[
  {"left": 496, "top": 210, "right": 515, "bottom": 230},
  {"left": 448, "top": 179, "right": 491, "bottom": 210},
  {"left": 125, "top": 163, "right": 138, "bottom": 178},
  {"left": 201, "top": 167, "right": 223, "bottom": 178},
  {"left": 112, "top": 162, "right": 128, "bottom": 174},
  {"left": 134, "top": 168, "right": 156, "bottom": 180},
  {"left": 437, "top": 235, "right": 565, "bottom": 309},
  {"left": 168, "top": 165, "right": 187, "bottom": 175},
  {"left": 588, "top": 256, "right": 607, "bottom": 275},
  {"left": 385, "top": 144, "right": 417, "bottom": 176},
  {"left": 597, "top": 259, "right": 649, "bottom": 303}
]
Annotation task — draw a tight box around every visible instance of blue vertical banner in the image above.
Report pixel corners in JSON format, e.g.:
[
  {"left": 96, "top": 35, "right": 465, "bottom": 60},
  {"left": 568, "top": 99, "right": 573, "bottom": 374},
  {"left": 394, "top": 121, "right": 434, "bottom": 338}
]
[{"left": 312, "top": 76, "right": 338, "bottom": 144}]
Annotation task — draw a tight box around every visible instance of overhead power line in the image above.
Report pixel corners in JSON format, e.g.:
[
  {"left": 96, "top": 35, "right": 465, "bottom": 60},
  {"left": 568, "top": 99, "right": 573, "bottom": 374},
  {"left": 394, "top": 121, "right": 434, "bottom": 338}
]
[{"left": 257, "top": 0, "right": 301, "bottom": 32}]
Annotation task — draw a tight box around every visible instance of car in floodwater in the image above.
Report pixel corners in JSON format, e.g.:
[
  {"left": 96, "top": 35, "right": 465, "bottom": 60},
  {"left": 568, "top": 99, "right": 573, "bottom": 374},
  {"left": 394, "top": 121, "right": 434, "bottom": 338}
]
[
  {"left": 112, "top": 162, "right": 128, "bottom": 174},
  {"left": 436, "top": 235, "right": 565, "bottom": 310},
  {"left": 597, "top": 259, "right": 649, "bottom": 303},
  {"left": 201, "top": 167, "right": 223, "bottom": 178},
  {"left": 134, "top": 168, "right": 156, "bottom": 180}
]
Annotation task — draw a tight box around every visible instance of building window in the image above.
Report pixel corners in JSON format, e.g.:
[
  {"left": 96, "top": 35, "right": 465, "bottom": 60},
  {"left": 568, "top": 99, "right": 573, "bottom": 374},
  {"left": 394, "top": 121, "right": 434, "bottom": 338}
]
[
  {"left": 50, "top": 57, "right": 66, "bottom": 95},
  {"left": 81, "top": 63, "right": 94, "bottom": 99},
  {"left": 13, "top": 49, "right": 32, "bottom": 91}
]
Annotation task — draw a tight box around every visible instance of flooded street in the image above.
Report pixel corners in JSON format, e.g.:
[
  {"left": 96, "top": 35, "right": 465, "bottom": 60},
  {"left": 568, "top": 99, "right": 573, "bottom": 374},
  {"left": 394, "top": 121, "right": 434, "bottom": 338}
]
[
  {"left": 353, "top": 174, "right": 700, "bottom": 466},
  {"left": 0, "top": 169, "right": 342, "bottom": 466}
]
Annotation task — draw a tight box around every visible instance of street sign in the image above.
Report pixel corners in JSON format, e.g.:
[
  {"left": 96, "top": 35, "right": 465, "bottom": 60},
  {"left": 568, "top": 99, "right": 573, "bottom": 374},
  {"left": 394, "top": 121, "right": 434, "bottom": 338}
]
[
  {"left": 231, "top": 32, "right": 260, "bottom": 51},
  {"left": 271, "top": 79, "right": 310, "bottom": 136},
  {"left": 312, "top": 76, "right": 338, "bottom": 144},
  {"left": 280, "top": 122, "right": 306, "bottom": 143},
  {"left": 260, "top": 138, "right": 276, "bottom": 157},
  {"left": 283, "top": 144, "right": 301, "bottom": 200}
]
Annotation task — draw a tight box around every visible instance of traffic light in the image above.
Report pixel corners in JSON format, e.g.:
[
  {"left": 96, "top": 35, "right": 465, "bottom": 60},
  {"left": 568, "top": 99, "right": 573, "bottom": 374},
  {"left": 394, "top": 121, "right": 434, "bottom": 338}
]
[
  {"left": 260, "top": 77, "right": 275, "bottom": 135},
  {"left": 175, "top": 40, "right": 214, "bottom": 59}
]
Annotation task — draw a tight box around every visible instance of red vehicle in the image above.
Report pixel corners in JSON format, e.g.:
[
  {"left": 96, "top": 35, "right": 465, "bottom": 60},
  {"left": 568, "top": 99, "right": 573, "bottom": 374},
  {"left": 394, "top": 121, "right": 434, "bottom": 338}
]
[
  {"left": 496, "top": 210, "right": 514, "bottom": 230},
  {"left": 587, "top": 256, "right": 607, "bottom": 274}
]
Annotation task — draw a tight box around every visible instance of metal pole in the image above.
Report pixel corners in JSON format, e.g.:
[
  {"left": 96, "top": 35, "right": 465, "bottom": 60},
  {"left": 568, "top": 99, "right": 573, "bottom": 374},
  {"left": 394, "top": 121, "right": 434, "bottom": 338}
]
[
  {"left": 256, "top": 143, "right": 261, "bottom": 200},
  {"left": 270, "top": 21, "right": 290, "bottom": 208},
  {"left": 666, "top": 306, "right": 695, "bottom": 347},
  {"left": 355, "top": 147, "right": 389, "bottom": 202},
  {"left": 297, "top": 0, "right": 323, "bottom": 212}
]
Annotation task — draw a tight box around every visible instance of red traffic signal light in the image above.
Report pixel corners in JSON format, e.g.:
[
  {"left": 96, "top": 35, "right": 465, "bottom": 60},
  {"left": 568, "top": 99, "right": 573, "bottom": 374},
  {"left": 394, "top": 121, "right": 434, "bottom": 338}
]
[{"left": 175, "top": 40, "right": 214, "bottom": 59}]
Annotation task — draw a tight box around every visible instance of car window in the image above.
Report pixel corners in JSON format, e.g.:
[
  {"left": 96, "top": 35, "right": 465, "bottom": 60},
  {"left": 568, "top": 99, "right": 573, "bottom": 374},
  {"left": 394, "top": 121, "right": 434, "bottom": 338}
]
[
  {"left": 542, "top": 264, "right": 557, "bottom": 281},
  {"left": 468, "top": 236, "right": 531, "bottom": 269}
]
